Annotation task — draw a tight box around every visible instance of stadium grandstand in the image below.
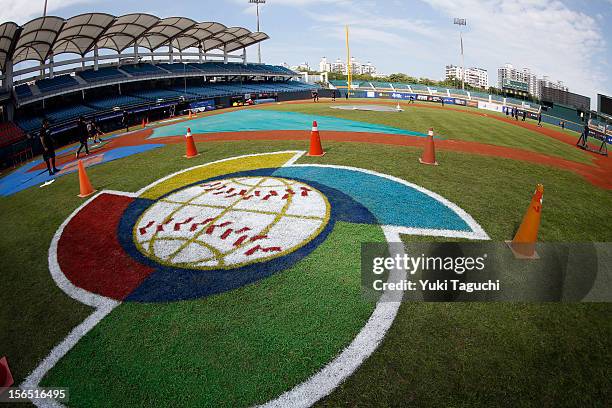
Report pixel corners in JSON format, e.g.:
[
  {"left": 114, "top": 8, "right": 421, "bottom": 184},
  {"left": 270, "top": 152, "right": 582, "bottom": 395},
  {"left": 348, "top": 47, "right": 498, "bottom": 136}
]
[
  {"left": 330, "top": 80, "right": 612, "bottom": 135},
  {"left": 329, "top": 80, "right": 542, "bottom": 111},
  {"left": 0, "top": 13, "right": 316, "bottom": 168}
]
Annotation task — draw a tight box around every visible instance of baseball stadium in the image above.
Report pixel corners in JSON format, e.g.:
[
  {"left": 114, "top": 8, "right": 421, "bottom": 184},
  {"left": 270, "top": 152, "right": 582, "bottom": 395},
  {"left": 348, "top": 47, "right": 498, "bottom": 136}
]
[{"left": 0, "top": 3, "right": 611, "bottom": 408}]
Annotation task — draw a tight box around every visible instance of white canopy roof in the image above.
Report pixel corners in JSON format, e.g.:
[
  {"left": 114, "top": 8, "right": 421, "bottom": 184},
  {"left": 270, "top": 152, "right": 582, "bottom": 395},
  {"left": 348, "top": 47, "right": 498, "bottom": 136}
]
[{"left": 0, "top": 13, "right": 269, "bottom": 71}]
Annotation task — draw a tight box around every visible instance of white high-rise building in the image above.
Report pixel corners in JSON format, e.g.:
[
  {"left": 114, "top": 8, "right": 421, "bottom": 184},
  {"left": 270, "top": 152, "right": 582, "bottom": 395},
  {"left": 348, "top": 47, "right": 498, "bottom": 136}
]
[
  {"left": 537, "top": 76, "right": 568, "bottom": 99},
  {"left": 497, "top": 63, "right": 569, "bottom": 99},
  {"left": 291, "top": 62, "right": 310, "bottom": 72},
  {"left": 445, "top": 65, "right": 488, "bottom": 88},
  {"left": 497, "top": 63, "right": 537, "bottom": 96},
  {"left": 319, "top": 57, "right": 376, "bottom": 75}
]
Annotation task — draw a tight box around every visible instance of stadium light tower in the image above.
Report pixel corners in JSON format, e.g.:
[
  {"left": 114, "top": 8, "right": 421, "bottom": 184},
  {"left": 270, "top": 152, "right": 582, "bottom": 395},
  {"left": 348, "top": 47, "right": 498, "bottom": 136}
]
[
  {"left": 453, "top": 18, "right": 467, "bottom": 90},
  {"left": 249, "top": 0, "right": 266, "bottom": 63}
]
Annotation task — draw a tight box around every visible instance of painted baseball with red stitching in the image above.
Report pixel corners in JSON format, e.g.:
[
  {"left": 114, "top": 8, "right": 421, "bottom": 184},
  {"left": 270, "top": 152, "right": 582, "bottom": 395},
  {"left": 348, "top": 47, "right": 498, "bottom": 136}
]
[{"left": 134, "top": 176, "right": 330, "bottom": 270}]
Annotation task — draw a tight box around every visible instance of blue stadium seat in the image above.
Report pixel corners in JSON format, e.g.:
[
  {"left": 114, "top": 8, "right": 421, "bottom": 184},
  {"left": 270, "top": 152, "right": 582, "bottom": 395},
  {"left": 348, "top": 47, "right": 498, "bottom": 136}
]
[
  {"left": 14, "top": 84, "right": 33, "bottom": 98},
  {"left": 87, "top": 95, "right": 146, "bottom": 110},
  {"left": 448, "top": 88, "right": 469, "bottom": 97},
  {"left": 15, "top": 116, "right": 43, "bottom": 133},
  {"left": 79, "top": 67, "right": 126, "bottom": 83},
  {"left": 36, "top": 75, "right": 79, "bottom": 93},
  {"left": 120, "top": 64, "right": 164, "bottom": 77},
  {"left": 128, "top": 88, "right": 187, "bottom": 101},
  {"left": 45, "top": 104, "right": 97, "bottom": 123},
  {"left": 158, "top": 63, "right": 201, "bottom": 74},
  {"left": 409, "top": 84, "right": 429, "bottom": 92}
]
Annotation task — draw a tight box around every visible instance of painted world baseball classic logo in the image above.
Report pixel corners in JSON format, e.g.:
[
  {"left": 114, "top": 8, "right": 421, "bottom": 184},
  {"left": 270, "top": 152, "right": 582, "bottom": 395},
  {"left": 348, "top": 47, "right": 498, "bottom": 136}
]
[
  {"left": 32, "top": 151, "right": 489, "bottom": 408},
  {"left": 134, "top": 177, "right": 330, "bottom": 270},
  {"left": 52, "top": 151, "right": 488, "bottom": 304}
]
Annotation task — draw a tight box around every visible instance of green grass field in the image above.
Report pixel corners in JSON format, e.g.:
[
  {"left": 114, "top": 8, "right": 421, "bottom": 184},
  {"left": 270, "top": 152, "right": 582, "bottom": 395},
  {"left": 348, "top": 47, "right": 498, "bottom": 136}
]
[
  {"left": 1, "top": 102, "right": 610, "bottom": 407},
  {"left": 261, "top": 101, "right": 593, "bottom": 165}
]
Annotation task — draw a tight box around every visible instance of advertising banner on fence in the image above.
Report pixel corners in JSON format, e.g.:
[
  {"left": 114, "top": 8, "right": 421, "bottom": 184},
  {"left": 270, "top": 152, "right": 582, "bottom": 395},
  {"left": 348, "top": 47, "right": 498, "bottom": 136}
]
[
  {"left": 189, "top": 99, "right": 215, "bottom": 112},
  {"left": 478, "top": 101, "right": 504, "bottom": 113},
  {"left": 389, "top": 92, "right": 416, "bottom": 100},
  {"left": 362, "top": 91, "right": 467, "bottom": 106},
  {"left": 443, "top": 97, "right": 467, "bottom": 106}
]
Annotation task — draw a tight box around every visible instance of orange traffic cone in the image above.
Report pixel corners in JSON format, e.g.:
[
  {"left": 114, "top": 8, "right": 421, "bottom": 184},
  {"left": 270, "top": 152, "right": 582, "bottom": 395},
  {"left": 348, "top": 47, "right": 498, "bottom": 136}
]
[
  {"left": 507, "top": 184, "right": 544, "bottom": 259},
  {"left": 419, "top": 128, "right": 438, "bottom": 165},
  {"left": 307, "top": 121, "right": 325, "bottom": 156},
  {"left": 1, "top": 356, "right": 14, "bottom": 392},
  {"left": 184, "top": 128, "right": 199, "bottom": 159},
  {"left": 77, "top": 160, "right": 96, "bottom": 198}
]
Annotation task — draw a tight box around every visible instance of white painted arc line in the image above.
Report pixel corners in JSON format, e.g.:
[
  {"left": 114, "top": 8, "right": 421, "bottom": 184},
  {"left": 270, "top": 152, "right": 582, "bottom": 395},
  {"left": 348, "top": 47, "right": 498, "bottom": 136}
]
[
  {"left": 257, "top": 227, "right": 407, "bottom": 408},
  {"left": 48, "top": 191, "right": 126, "bottom": 308},
  {"left": 27, "top": 151, "right": 309, "bottom": 407},
  {"left": 32, "top": 151, "right": 489, "bottom": 408},
  {"left": 48, "top": 152, "right": 306, "bottom": 308},
  {"left": 20, "top": 302, "right": 118, "bottom": 408},
  {"left": 288, "top": 164, "right": 490, "bottom": 241},
  {"left": 134, "top": 150, "right": 307, "bottom": 196}
]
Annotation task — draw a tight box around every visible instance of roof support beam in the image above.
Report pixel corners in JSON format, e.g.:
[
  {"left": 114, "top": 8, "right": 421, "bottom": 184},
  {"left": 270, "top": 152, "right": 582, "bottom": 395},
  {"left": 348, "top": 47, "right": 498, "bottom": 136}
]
[
  {"left": 2, "top": 59, "right": 12, "bottom": 92},
  {"left": 48, "top": 53, "right": 54, "bottom": 78},
  {"left": 93, "top": 45, "right": 98, "bottom": 70}
]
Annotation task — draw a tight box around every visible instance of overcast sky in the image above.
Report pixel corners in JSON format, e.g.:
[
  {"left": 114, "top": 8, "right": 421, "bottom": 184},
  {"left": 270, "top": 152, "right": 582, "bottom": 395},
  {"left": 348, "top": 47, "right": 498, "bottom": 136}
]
[{"left": 1, "top": 0, "right": 611, "bottom": 104}]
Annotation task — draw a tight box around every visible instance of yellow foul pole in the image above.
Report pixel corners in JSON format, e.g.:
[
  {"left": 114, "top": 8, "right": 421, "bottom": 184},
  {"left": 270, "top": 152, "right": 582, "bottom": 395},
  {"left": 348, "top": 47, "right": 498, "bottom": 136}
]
[{"left": 346, "top": 25, "right": 351, "bottom": 98}]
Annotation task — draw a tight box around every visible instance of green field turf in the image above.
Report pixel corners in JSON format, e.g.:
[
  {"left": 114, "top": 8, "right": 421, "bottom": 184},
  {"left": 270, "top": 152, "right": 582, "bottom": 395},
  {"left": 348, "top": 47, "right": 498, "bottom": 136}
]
[
  {"left": 261, "top": 102, "right": 593, "bottom": 165},
  {"left": 41, "top": 221, "right": 383, "bottom": 407},
  {"left": 1, "top": 104, "right": 610, "bottom": 407}
]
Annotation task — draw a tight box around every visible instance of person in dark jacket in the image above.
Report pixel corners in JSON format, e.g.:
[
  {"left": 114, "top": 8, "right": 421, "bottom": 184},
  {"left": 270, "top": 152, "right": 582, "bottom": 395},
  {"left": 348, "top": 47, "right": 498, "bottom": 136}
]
[
  {"left": 39, "top": 119, "right": 59, "bottom": 175},
  {"left": 522, "top": 110, "right": 527, "bottom": 121},
  {"left": 76, "top": 116, "right": 90, "bottom": 159},
  {"left": 537, "top": 113, "right": 542, "bottom": 127},
  {"left": 122, "top": 110, "right": 130, "bottom": 131},
  {"left": 90, "top": 119, "right": 103, "bottom": 144}
]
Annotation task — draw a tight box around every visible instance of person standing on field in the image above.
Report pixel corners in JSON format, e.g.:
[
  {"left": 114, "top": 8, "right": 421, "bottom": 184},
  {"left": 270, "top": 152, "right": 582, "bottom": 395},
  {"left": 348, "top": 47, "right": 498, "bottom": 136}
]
[
  {"left": 76, "top": 116, "right": 90, "bottom": 159},
  {"left": 39, "top": 119, "right": 59, "bottom": 176},
  {"left": 122, "top": 110, "right": 130, "bottom": 132}
]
